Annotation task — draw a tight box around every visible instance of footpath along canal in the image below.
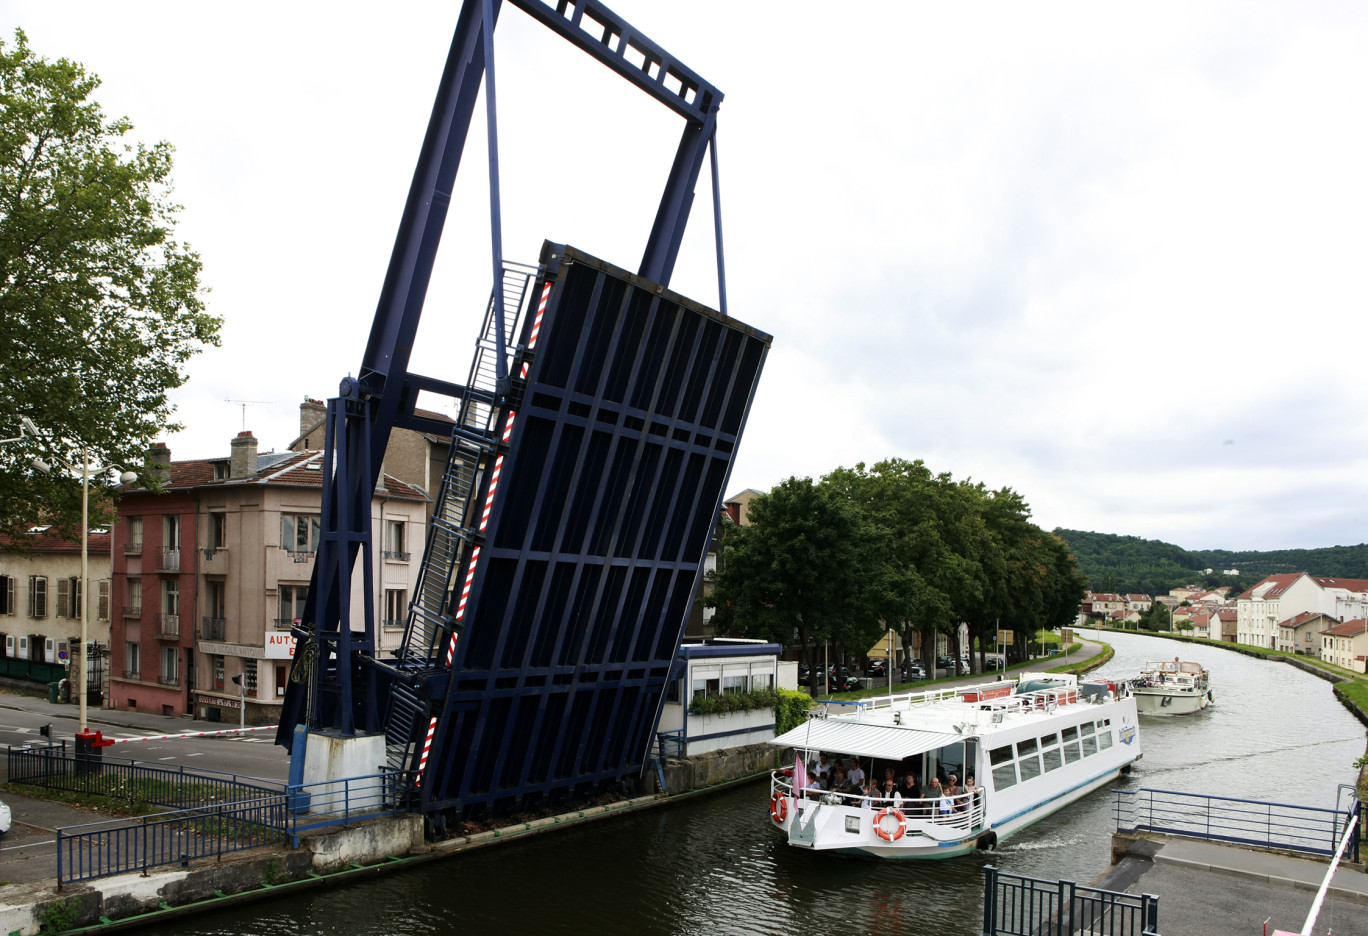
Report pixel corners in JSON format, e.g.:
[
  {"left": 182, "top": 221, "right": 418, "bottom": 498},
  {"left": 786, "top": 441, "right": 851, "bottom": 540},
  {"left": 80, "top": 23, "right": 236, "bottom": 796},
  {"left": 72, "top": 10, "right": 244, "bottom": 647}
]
[{"left": 121, "top": 631, "right": 1364, "bottom": 936}]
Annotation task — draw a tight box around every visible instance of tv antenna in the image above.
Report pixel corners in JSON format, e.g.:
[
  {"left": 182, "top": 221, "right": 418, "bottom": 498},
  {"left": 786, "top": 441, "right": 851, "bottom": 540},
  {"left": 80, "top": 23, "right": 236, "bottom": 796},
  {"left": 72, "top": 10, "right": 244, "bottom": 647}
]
[{"left": 225, "top": 399, "right": 272, "bottom": 431}]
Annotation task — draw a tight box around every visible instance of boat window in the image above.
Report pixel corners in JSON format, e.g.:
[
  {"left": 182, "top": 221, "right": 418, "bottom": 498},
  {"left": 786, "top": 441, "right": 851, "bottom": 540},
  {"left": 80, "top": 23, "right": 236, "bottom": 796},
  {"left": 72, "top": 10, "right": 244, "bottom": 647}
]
[
  {"left": 1082, "top": 734, "right": 1098, "bottom": 757},
  {"left": 989, "top": 746, "right": 1014, "bottom": 766},
  {"left": 992, "top": 761, "right": 1017, "bottom": 790},
  {"left": 1040, "top": 733, "right": 1058, "bottom": 748},
  {"left": 1042, "top": 747, "right": 1063, "bottom": 772},
  {"left": 1079, "top": 723, "right": 1095, "bottom": 737},
  {"left": 1017, "top": 740, "right": 1042, "bottom": 782},
  {"left": 1016, "top": 739, "right": 1038, "bottom": 758},
  {"left": 1060, "top": 725, "right": 1078, "bottom": 743},
  {"left": 1097, "top": 725, "right": 1113, "bottom": 751},
  {"left": 1063, "top": 740, "right": 1082, "bottom": 764}
]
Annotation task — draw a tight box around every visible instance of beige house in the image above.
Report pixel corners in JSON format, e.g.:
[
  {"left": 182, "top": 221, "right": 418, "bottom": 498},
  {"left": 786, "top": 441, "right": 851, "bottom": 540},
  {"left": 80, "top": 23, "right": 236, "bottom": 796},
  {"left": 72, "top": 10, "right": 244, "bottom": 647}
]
[
  {"left": 0, "top": 527, "right": 112, "bottom": 693},
  {"left": 1320, "top": 618, "right": 1368, "bottom": 673},
  {"left": 1278, "top": 611, "right": 1334, "bottom": 655}
]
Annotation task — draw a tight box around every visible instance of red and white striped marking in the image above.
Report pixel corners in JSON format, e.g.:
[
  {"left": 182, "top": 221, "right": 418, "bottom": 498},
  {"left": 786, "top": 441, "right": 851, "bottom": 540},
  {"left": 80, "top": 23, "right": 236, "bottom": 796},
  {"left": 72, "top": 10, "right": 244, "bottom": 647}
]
[
  {"left": 415, "top": 716, "right": 438, "bottom": 787},
  {"left": 106, "top": 725, "right": 276, "bottom": 744},
  {"left": 519, "top": 283, "right": 550, "bottom": 378}
]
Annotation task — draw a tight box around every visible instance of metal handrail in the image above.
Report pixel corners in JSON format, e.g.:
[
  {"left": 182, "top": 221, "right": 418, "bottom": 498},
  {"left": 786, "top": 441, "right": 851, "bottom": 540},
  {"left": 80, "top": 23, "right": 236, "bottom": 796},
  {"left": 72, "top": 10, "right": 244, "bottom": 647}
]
[{"left": 772, "top": 772, "right": 987, "bottom": 832}]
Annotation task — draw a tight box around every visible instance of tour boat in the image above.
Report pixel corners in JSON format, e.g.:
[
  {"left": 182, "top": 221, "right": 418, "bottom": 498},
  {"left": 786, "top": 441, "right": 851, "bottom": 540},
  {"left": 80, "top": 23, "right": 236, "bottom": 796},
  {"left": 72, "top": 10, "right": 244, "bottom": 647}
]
[
  {"left": 766, "top": 674, "right": 1141, "bottom": 858},
  {"left": 1130, "top": 658, "right": 1212, "bottom": 716}
]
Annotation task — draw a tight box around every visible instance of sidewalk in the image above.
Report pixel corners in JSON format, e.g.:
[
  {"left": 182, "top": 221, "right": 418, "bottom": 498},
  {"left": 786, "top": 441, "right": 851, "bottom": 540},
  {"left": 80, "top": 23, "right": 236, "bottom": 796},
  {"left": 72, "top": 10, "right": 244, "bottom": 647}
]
[
  {"left": 1100, "top": 834, "right": 1368, "bottom": 935},
  {"left": 0, "top": 688, "right": 217, "bottom": 737},
  {"left": 0, "top": 790, "right": 117, "bottom": 887}
]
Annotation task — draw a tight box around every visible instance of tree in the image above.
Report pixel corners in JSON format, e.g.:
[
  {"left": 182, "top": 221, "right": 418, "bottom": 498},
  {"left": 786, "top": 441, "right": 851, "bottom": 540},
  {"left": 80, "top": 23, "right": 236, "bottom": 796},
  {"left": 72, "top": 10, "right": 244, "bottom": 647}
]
[
  {"left": 0, "top": 30, "right": 220, "bottom": 543},
  {"left": 706, "top": 476, "right": 886, "bottom": 695}
]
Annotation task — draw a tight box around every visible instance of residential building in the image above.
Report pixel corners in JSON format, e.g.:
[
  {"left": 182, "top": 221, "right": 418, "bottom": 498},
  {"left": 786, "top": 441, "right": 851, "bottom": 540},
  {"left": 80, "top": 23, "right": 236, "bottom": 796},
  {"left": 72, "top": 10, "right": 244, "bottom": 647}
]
[
  {"left": 1278, "top": 611, "right": 1334, "bottom": 655},
  {"left": 110, "top": 432, "right": 428, "bottom": 723},
  {"left": 722, "top": 489, "right": 763, "bottom": 527},
  {"left": 1236, "top": 574, "right": 1368, "bottom": 648},
  {"left": 1320, "top": 619, "right": 1368, "bottom": 673},
  {"left": 0, "top": 526, "right": 112, "bottom": 694},
  {"left": 1217, "top": 608, "right": 1237, "bottom": 641},
  {"left": 1125, "top": 594, "right": 1152, "bottom": 613},
  {"left": 657, "top": 638, "right": 782, "bottom": 756}
]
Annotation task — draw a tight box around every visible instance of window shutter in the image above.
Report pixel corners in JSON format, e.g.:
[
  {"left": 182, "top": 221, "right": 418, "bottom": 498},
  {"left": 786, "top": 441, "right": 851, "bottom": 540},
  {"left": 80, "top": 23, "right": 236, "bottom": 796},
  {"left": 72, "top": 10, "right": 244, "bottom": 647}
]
[
  {"left": 57, "top": 579, "right": 69, "bottom": 619},
  {"left": 98, "top": 581, "right": 110, "bottom": 621}
]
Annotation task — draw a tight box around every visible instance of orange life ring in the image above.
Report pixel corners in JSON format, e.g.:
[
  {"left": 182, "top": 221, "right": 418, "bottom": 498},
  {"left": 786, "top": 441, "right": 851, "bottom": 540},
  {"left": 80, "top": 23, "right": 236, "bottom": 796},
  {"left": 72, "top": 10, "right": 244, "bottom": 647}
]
[
  {"left": 872, "top": 807, "right": 906, "bottom": 841},
  {"left": 770, "top": 791, "right": 788, "bottom": 823}
]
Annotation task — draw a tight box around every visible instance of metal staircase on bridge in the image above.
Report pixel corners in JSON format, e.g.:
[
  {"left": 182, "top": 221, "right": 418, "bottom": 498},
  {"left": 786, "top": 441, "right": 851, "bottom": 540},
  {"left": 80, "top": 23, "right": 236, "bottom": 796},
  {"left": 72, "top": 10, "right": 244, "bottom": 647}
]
[{"left": 381, "top": 262, "right": 539, "bottom": 777}]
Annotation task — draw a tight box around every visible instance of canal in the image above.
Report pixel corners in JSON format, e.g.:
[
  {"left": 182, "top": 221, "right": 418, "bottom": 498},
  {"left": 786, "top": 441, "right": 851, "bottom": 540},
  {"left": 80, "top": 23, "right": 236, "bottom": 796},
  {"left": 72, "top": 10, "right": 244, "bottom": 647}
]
[{"left": 144, "top": 632, "right": 1365, "bottom": 936}]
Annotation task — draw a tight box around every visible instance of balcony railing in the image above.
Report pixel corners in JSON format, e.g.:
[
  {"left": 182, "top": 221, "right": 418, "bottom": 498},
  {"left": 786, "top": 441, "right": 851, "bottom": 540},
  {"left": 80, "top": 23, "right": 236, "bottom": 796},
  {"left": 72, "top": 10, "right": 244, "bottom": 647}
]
[
  {"left": 199, "top": 617, "right": 226, "bottom": 641},
  {"left": 156, "top": 614, "right": 180, "bottom": 639},
  {"left": 121, "top": 605, "right": 142, "bottom": 618},
  {"left": 123, "top": 541, "right": 143, "bottom": 556},
  {"left": 382, "top": 618, "right": 404, "bottom": 629},
  {"left": 159, "top": 548, "right": 181, "bottom": 572},
  {"left": 157, "top": 674, "right": 179, "bottom": 687},
  {"left": 121, "top": 669, "right": 140, "bottom": 680},
  {"left": 383, "top": 550, "right": 411, "bottom": 561},
  {"left": 286, "top": 549, "right": 316, "bottom": 564}
]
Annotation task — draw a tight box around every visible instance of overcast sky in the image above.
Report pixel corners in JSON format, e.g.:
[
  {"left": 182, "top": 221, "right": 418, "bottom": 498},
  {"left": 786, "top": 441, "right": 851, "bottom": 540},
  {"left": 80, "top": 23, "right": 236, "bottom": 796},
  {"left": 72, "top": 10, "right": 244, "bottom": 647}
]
[{"left": 6, "top": 1, "right": 1367, "bottom": 553}]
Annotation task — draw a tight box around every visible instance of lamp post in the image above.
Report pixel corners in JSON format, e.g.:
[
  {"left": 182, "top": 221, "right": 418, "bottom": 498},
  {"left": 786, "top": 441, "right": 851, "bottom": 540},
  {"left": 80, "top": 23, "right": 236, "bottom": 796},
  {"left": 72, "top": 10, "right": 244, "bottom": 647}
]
[{"left": 27, "top": 424, "right": 136, "bottom": 744}]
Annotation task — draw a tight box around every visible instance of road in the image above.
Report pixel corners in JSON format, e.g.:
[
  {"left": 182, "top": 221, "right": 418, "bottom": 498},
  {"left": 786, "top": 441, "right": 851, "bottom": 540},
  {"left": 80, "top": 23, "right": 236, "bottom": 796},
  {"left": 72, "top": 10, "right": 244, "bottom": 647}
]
[{"left": 0, "top": 691, "right": 289, "bottom": 783}]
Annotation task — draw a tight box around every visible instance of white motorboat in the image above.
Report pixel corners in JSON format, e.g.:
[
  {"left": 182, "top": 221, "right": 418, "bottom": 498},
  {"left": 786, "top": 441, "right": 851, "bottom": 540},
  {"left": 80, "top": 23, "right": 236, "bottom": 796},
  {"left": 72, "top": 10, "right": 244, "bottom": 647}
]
[
  {"left": 1131, "top": 658, "right": 1212, "bottom": 716},
  {"left": 766, "top": 674, "right": 1141, "bottom": 858}
]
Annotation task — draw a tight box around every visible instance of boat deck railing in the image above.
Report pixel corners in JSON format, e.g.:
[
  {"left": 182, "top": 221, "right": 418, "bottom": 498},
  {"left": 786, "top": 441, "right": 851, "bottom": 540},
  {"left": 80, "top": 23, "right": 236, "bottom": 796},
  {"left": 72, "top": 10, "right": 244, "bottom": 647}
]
[{"left": 771, "top": 772, "right": 987, "bottom": 833}]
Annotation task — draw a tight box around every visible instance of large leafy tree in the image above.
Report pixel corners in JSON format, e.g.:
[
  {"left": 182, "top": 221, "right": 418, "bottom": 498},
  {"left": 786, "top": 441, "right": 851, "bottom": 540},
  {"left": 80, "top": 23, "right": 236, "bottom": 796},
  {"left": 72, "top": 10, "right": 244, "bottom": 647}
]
[
  {"left": 707, "top": 476, "right": 887, "bottom": 695},
  {"left": 0, "top": 30, "right": 219, "bottom": 542}
]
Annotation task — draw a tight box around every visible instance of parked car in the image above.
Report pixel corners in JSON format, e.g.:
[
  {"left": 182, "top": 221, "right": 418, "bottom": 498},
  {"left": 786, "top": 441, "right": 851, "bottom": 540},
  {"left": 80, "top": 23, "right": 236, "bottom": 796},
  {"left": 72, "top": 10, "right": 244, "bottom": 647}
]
[
  {"left": 865, "top": 659, "right": 887, "bottom": 678},
  {"left": 901, "top": 661, "right": 927, "bottom": 681},
  {"left": 828, "top": 674, "right": 863, "bottom": 693}
]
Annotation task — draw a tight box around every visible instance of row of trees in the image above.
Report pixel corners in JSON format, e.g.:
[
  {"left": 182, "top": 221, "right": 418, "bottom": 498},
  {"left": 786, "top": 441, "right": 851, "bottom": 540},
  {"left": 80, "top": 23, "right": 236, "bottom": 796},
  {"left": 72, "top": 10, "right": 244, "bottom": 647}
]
[{"left": 706, "top": 459, "right": 1086, "bottom": 694}]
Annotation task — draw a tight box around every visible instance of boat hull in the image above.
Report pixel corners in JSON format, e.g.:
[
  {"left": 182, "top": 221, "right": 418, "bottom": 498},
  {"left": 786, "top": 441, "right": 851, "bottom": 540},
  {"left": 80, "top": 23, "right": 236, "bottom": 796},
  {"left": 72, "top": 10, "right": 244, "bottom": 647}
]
[{"left": 1133, "top": 687, "right": 1211, "bottom": 716}]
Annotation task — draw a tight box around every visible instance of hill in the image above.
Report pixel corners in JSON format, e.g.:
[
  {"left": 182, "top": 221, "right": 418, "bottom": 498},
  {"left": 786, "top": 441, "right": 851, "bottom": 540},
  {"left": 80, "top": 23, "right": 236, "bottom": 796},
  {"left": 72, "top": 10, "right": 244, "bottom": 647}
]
[{"left": 1052, "top": 529, "right": 1368, "bottom": 597}]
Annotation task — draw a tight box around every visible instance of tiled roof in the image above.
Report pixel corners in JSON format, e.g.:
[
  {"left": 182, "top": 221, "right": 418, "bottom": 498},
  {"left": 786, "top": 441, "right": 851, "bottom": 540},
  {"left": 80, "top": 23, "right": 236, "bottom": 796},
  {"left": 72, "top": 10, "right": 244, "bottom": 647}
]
[
  {"left": 1311, "top": 576, "right": 1368, "bottom": 593},
  {"left": 139, "top": 452, "right": 426, "bottom": 501},
  {"left": 1237, "top": 573, "right": 1303, "bottom": 601},
  {"left": 0, "top": 529, "right": 112, "bottom": 554},
  {"left": 1321, "top": 619, "right": 1368, "bottom": 638},
  {"left": 1280, "top": 611, "right": 1328, "bottom": 629}
]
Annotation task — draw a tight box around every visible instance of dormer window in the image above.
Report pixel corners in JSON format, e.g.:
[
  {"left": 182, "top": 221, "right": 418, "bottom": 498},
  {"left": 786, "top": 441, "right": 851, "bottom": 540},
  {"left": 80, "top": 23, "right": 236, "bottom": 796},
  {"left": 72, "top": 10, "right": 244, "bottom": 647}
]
[{"left": 213, "top": 462, "right": 228, "bottom": 480}]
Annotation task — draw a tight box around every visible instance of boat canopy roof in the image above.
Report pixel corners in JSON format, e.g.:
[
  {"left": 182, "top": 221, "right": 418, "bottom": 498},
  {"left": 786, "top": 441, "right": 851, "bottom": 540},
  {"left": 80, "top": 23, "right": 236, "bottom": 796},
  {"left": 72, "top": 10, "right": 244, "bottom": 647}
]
[{"left": 770, "top": 720, "right": 960, "bottom": 760}]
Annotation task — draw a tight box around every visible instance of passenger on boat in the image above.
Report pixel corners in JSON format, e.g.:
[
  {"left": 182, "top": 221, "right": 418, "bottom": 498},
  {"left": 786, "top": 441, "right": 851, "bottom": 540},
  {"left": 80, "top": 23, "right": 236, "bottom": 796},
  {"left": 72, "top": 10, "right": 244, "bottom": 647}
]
[
  {"left": 924, "top": 777, "right": 942, "bottom": 817},
  {"left": 898, "top": 771, "right": 922, "bottom": 801},
  {"left": 945, "top": 775, "right": 964, "bottom": 813},
  {"left": 812, "top": 753, "right": 831, "bottom": 781},
  {"left": 829, "top": 767, "right": 849, "bottom": 794},
  {"left": 880, "top": 777, "right": 898, "bottom": 806},
  {"left": 964, "top": 775, "right": 980, "bottom": 813},
  {"left": 937, "top": 784, "right": 955, "bottom": 818},
  {"left": 846, "top": 758, "right": 866, "bottom": 789}
]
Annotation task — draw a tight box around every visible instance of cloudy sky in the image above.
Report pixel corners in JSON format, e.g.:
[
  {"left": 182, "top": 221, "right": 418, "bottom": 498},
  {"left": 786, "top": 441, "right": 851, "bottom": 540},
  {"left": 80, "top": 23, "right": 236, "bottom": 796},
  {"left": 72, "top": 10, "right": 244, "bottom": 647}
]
[{"left": 6, "top": 1, "right": 1367, "bottom": 552}]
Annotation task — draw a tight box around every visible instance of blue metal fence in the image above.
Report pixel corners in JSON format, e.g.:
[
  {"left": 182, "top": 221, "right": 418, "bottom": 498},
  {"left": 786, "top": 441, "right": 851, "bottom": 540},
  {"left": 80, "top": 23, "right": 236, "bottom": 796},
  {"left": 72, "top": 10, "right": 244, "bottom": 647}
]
[
  {"left": 52, "top": 768, "right": 415, "bottom": 885},
  {"left": 1112, "top": 787, "right": 1359, "bottom": 860},
  {"left": 7, "top": 744, "right": 281, "bottom": 809},
  {"left": 57, "top": 795, "right": 290, "bottom": 886},
  {"left": 982, "top": 865, "right": 1159, "bottom": 936}
]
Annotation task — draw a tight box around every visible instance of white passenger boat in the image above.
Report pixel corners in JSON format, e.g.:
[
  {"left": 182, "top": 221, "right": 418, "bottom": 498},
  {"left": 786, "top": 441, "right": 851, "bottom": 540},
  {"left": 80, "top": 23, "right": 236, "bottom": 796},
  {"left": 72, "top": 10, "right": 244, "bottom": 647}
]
[
  {"left": 1130, "top": 658, "right": 1212, "bottom": 716},
  {"left": 766, "top": 674, "right": 1141, "bottom": 858}
]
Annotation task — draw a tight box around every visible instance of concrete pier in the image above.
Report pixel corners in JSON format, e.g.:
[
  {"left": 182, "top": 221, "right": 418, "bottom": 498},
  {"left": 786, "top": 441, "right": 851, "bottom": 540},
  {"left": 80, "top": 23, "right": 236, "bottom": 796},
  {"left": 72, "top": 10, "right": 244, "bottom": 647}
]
[{"left": 1102, "top": 833, "right": 1368, "bottom": 935}]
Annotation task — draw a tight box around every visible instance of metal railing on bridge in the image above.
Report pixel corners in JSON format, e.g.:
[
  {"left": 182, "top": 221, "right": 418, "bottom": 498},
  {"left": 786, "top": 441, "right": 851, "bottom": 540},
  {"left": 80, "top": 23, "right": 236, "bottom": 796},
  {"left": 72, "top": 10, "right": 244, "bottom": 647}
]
[
  {"left": 981, "top": 865, "right": 1159, "bottom": 936},
  {"left": 1113, "top": 787, "right": 1360, "bottom": 861}
]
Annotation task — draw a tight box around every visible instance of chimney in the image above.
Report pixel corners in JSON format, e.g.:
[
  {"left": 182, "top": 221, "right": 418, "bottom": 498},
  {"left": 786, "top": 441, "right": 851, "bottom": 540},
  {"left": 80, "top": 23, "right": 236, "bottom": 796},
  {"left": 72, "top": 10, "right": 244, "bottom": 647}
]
[
  {"left": 230, "top": 431, "right": 258, "bottom": 480},
  {"left": 146, "top": 442, "right": 171, "bottom": 486},
  {"left": 300, "top": 397, "right": 326, "bottom": 446}
]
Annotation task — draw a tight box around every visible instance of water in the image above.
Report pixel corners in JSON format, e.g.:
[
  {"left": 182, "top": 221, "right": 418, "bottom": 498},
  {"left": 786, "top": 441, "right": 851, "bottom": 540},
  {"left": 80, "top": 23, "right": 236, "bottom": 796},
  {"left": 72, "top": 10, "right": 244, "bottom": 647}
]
[{"left": 141, "top": 632, "right": 1365, "bottom": 936}]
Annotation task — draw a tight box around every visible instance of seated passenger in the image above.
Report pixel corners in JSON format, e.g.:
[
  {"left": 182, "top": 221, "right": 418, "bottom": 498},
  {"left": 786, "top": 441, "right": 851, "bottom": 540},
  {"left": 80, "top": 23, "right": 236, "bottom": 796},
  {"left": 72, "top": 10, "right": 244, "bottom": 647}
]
[
  {"left": 858, "top": 780, "right": 878, "bottom": 810},
  {"left": 937, "top": 784, "right": 955, "bottom": 818},
  {"left": 829, "top": 767, "right": 849, "bottom": 795},
  {"left": 899, "top": 770, "right": 922, "bottom": 801},
  {"left": 846, "top": 758, "right": 866, "bottom": 789},
  {"left": 812, "top": 753, "right": 831, "bottom": 782},
  {"left": 880, "top": 777, "right": 898, "bottom": 807}
]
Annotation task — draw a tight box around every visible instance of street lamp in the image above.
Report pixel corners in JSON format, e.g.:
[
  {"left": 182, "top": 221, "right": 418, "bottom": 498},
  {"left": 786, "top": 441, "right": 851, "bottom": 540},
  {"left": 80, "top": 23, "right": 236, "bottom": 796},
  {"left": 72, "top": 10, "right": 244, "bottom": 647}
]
[{"left": 26, "top": 424, "right": 136, "bottom": 745}]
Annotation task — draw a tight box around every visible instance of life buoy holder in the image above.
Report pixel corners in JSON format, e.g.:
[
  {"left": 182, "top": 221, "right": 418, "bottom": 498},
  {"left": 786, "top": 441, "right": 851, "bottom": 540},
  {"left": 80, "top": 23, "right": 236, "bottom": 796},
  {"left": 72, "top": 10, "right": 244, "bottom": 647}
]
[
  {"left": 873, "top": 807, "right": 907, "bottom": 841},
  {"left": 770, "top": 792, "right": 788, "bottom": 823}
]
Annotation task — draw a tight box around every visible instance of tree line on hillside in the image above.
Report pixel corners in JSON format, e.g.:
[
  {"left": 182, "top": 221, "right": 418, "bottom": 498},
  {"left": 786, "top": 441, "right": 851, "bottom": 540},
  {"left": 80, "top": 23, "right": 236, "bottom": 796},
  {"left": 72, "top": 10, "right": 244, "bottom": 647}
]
[
  {"left": 1054, "top": 529, "right": 1368, "bottom": 597},
  {"left": 706, "top": 459, "right": 1086, "bottom": 695}
]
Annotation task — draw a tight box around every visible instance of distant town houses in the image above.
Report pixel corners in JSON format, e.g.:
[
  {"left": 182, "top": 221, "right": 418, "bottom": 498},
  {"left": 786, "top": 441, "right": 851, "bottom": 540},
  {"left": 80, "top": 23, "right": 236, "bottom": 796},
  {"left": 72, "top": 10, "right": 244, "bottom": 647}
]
[{"left": 1080, "top": 572, "right": 1368, "bottom": 674}]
